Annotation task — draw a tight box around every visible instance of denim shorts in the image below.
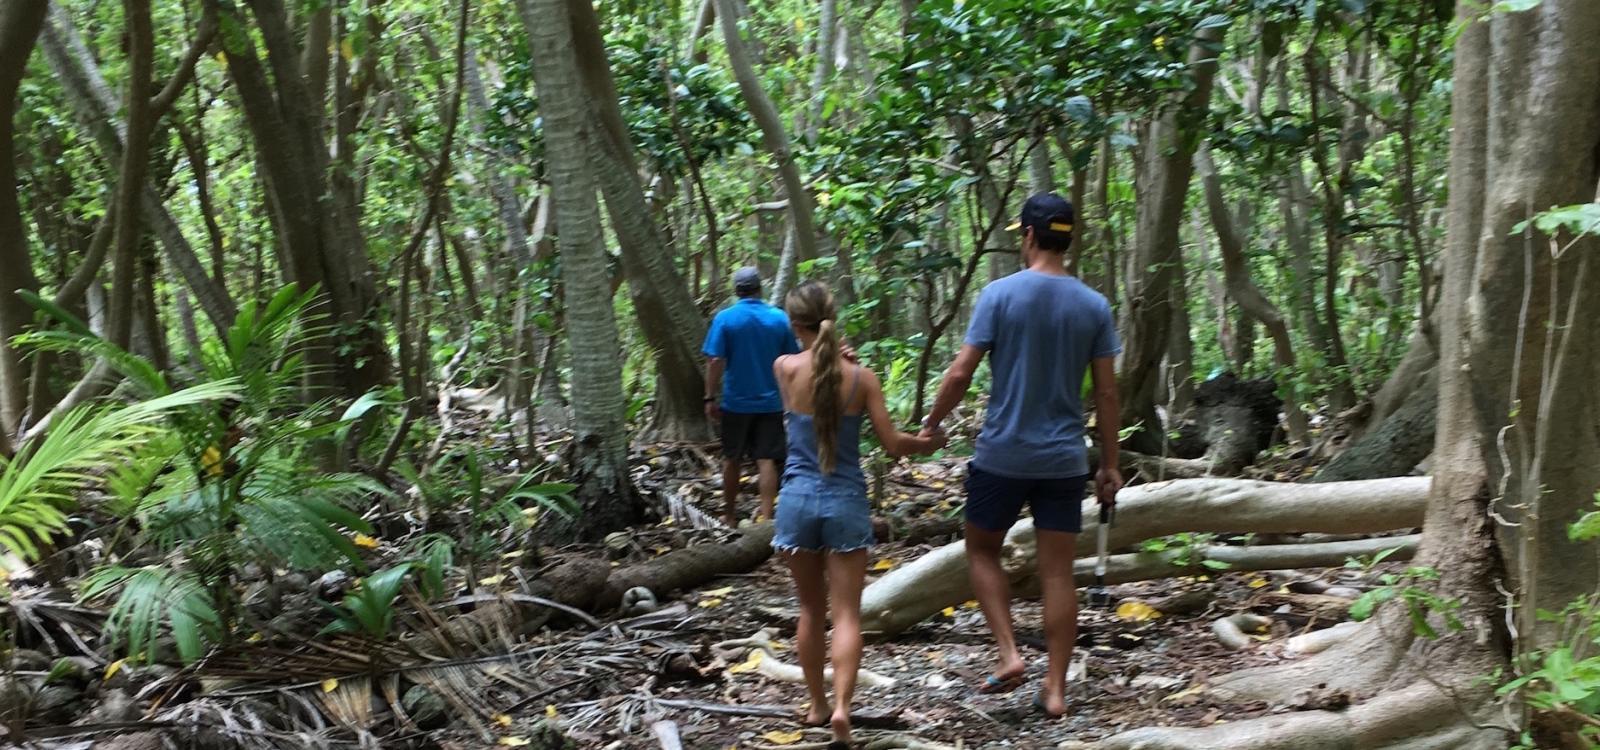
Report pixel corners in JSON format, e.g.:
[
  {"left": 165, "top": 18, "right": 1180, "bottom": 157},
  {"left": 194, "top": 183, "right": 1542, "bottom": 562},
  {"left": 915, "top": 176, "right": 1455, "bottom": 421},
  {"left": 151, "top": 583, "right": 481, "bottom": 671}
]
[{"left": 773, "top": 475, "right": 875, "bottom": 553}]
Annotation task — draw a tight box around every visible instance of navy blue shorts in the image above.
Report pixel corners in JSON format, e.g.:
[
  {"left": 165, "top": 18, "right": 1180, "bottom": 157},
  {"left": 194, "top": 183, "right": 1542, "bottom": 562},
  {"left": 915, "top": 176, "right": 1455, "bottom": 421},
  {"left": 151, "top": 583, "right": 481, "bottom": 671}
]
[{"left": 964, "top": 464, "right": 1089, "bottom": 533}]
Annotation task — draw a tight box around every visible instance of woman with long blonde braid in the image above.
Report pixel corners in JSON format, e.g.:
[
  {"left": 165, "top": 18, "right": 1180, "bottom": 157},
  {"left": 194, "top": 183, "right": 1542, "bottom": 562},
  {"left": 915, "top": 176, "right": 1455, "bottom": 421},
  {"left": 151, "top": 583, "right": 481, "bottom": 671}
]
[{"left": 773, "top": 281, "right": 946, "bottom": 747}]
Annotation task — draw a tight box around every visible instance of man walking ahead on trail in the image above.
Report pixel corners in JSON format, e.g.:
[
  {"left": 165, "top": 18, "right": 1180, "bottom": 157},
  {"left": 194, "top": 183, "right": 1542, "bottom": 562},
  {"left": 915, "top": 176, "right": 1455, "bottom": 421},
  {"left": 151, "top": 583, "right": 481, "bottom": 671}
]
[
  {"left": 704, "top": 268, "right": 801, "bottom": 525},
  {"left": 920, "top": 193, "right": 1124, "bottom": 718}
]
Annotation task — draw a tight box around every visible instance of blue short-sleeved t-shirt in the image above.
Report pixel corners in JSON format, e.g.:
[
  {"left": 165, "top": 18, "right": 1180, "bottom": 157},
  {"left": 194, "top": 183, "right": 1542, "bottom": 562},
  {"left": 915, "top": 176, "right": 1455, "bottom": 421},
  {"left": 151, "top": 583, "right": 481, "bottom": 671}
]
[
  {"left": 703, "top": 298, "right": 801, "bottom": 413},
  {"left": 964, "top": 270, "right": 1122, "bottom": 479}
]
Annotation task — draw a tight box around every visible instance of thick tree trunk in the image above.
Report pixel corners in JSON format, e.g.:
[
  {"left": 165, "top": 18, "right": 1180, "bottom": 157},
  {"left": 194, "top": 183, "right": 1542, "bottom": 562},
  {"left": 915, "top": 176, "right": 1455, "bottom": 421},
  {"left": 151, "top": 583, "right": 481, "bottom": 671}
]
[
  {"left": 105, "top": 0, "right": 156, "bottom": 350},
  {"left": 520, "top": 0, "right": 640, "bottom": 541},
  {"left": 1119, "top": 26, "right": 1223, "bottom": 453},
  {"left": 0, "top": 0, "right": 48, "bottom": 438},
  {"left": 565, "top": 0, "right": 710, "bottom": 443},
  {"left": 1089, "top": 6, "right": 1597, "bottom": 746},
  {"left": 1311, "top": 369, "right": 1436, "bottom": 483}
]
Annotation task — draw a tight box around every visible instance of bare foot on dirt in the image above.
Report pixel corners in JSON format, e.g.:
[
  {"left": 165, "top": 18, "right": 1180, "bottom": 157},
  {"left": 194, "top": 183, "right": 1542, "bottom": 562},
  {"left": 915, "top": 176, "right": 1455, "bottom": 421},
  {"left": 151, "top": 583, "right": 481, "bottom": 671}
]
[
  {"left": 801, "top": 703, "right": 830, "bottom": 727},
  {"left": 830, "top": 708, "right": 852, "bottom": 745}
]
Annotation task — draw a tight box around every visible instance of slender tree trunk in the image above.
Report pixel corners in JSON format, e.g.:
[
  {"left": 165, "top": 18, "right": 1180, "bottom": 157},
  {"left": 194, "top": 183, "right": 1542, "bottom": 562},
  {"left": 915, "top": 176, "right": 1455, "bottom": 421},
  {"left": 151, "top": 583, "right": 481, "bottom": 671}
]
[
  {"left": 520, "top": 0, "right": 639, "bottom": 540},
  {"left": 1197, "top": 147, "right": 1310, "bottom": 444},
  {"left": 105, "top": 0, "right": 156, "bottom": 350},
  {"left": 563, "top": 0, "right": 710, "bottom": 442},
  {"left": 713, "top": 0, "right": 851, "bottom": 300},
  {"left": 1028, "top": 137, "right": 1053, "bottom": 194},
  {"left": 0, "top": 0, "right": 49, "bottom": 440},
  {"left": 802, "top": 0, "right": 838, "bottom": 147},
  {"left": 1165, "top": 247, "right": 1194, "bottom": 414},
  {"left": 39, "top": 2, "right": 234, "bottom": 333},
  {"left": 1118, "top": 26, "right": 1223, "bottom": 453}
]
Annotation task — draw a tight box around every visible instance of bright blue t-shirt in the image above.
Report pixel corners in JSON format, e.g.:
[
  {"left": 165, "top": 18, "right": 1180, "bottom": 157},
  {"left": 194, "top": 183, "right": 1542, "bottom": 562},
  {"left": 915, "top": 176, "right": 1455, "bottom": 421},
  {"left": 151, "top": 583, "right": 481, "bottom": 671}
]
[
  {"left": 964, "top": 270, "right": 1122, "bottom": 479},
  {"left": 703, "top": 298, "right": 800, "bottom": 414}
]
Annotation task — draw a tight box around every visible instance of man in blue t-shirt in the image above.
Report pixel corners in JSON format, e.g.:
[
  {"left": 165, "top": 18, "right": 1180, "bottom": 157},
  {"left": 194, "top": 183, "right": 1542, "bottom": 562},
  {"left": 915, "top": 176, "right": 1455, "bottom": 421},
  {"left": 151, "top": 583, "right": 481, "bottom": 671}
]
[
  {"left": 703, "top": 268, "right": 800, "bottom": 525},
  {"left": 920, "top": 193, "right": 1124, "bottom": 718}
]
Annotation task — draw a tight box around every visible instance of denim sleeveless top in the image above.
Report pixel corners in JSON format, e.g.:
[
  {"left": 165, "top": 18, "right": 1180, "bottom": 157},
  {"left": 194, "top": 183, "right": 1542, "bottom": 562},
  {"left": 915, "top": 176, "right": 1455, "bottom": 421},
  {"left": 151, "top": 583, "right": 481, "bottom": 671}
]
[{"left": 783, "top": 369, "right": 866, "bottom": 492}]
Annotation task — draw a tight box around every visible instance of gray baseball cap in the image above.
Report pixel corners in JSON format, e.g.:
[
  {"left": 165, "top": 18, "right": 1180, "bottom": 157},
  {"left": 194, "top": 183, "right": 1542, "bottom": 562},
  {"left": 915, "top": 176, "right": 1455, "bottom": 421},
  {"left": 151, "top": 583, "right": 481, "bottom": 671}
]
[{"left": 733, "top": 267, "right": 762, "bottom": 294}]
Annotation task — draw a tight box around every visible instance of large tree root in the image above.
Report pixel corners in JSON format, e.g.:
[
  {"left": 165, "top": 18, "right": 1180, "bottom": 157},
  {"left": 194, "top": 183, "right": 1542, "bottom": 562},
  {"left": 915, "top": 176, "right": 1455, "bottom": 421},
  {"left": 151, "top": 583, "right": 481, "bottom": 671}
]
[
  {"left": 715, "top": 629, "right": 897, "bottom": 688},
  {"left": 531, "top": 523, "right": 776, "bottom": 614},
  {"left": 861, "top": 477, "right": 1430, "bottom": 634},
  {"left": 1084, "top": 682, "right": 1504, "bottom": 750}
]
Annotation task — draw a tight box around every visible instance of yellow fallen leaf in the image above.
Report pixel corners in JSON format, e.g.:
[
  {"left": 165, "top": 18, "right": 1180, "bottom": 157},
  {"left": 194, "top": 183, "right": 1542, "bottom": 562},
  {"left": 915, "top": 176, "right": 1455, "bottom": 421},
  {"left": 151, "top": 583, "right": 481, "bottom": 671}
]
[
  {"left": 762, "top": 729, "right": 806, "bottom": 745},
  {"left": 703, "top": 586, "right": 735, "bottom": 598},
  {"left": 962, "top": 600, "right": 980, "bottom": 610},
  {"left": 870, "top": 558, "right": 896, "bottom": 572},
  {"left": 660, "top": 517, "right": 676, "bottom": 526},
  {"left": 494, "top": 713, "right": 512, "bottom": 727},
  {"left": 698, "top": 598, "right": 724, "bottom": 609},
  {"left": 201, "top": 445, "right": 225, "bottom": 477},
  {"left": 103, "top": 658, "right": 126, "bottom": 682},
  {"left": 479, "top": 574, "right": 505, "bottom": 586},
  {"left": 499, "top": 738, "right": 530, "bottom": 747},
  {"left": 728, "top": 650, "right": 764, "bottom": 674},
  {"left": 246, "top": 632, "right": 264, "bottom": 643},
  {"left": 1247, "top": 577, "right": 1269, "bottom": 589},
  {"left": 1115, "top": 601, "right": 1163, "bottom": 622},
  {"left": 941, "top": 606, "right": 956, "bottom": 617},
  {"left": 321, "top": 678, "right": 338, "bottom": 693},
  {"left": 1249, "top": 633, "right": 1273, "bottom": 642},
  {"left": 352, "top": 533, "right": 379, "bottom": 550},
  {"left": 545, "top": 704, "right": 558, "bottom": 719}
]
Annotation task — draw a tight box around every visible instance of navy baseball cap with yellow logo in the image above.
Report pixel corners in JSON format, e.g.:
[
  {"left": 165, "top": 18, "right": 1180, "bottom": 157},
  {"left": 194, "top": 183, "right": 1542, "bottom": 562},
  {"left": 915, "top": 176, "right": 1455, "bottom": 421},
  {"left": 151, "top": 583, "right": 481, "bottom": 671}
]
[{"left": 1006, "top": 192, "right": 1075, "bottom": 245}]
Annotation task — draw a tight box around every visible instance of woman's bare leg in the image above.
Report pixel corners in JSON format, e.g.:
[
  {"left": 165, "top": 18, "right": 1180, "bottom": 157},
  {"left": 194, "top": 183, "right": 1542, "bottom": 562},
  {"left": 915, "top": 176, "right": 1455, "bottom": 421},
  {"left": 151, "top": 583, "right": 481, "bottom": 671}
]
[
  {"left": 825, "top": 549, "right": 868, "bottom": 744},
  {"left": 786, "top": 551, "right": 831, "bottom": 725}
]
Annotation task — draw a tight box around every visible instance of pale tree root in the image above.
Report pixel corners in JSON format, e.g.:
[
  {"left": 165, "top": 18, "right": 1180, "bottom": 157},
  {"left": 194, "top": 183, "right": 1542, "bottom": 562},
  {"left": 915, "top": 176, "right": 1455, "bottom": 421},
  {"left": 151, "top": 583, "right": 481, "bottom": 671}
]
[
  {"left": 861, "top": 477, "right": 1430, "bottom": 635},
  {"left": 1083, "top": 681, "right": 1505, "bottom": 750},
  {"left": 1009, "top": 536, "right": 1418, "bottom": 600},
  {"left": 715, "top": 629, "right": 898, "bottom": 689}
]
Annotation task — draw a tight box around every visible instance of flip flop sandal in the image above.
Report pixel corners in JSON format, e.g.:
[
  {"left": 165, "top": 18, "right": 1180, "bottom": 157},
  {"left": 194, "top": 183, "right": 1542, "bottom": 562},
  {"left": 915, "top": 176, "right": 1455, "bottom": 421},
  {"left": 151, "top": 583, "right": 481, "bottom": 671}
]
[{"left": 978, "top": 672, "right": 1026, "bottom": 694}]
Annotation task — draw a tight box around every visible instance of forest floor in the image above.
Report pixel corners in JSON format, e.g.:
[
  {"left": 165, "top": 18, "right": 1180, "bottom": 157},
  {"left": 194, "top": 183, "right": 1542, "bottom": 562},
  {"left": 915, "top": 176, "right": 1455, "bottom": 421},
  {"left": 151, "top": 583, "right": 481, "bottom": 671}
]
[
  {"left": 5, "top": 442, "right": 1384, "bottom": 750},
  {"left": 425, "top": 452, "right": 1380, "bottom": 750}
]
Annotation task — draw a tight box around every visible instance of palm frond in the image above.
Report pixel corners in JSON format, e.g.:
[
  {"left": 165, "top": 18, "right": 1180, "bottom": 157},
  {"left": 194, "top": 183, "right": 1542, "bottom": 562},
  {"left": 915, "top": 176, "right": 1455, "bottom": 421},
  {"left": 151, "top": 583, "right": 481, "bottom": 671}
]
[
  {"left": 0, "top": 380, "right": 239, "bottom": 561},
  {"left": 84, "top": 565, "right": 221, "bottom": 664}
]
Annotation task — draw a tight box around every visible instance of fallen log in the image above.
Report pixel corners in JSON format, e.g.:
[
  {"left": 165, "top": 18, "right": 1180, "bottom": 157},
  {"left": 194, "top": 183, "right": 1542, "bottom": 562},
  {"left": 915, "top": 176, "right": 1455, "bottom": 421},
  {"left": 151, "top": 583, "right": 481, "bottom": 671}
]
[
  {"left": 531, "top": 523, "right": 776, "bottom": 613},
  {"left": 860, "top": 477, "right": 1430, "bottom": 635}
]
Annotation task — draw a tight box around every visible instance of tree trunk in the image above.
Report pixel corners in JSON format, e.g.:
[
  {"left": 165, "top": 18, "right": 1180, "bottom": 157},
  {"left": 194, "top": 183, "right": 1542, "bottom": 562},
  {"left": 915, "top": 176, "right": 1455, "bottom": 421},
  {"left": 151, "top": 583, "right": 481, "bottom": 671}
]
[
  {"left": 212, "top": 0, "right": 388, "bottom": 400},
  {"left": 1086, "top": 5, "right": 1597, "bottom": 746},
  {"left": 1196, "top": 147, "right": 1311, "bottom": 444},
  {"left": 105, "top": 0, "right": 156, "bottom": 350},
  {"left": 1165, "top": 248, "right": 1194, "bottom": 414},
  {"left": 1118, "top": 25, "right": 1223, "bottom": 453},
  {"left": 40, "top": 2, "right": 234, "bottom": 333},
  {"left": 802, "top": 0, "right": 837, "bottom": 147},
  {"left": 861, "top": 476, "right": 1431, "bottom": 635},
  {"left": 520, "top": 0, "right": 640, "bottom": 541},
  {"left": 714, "top": 0, "right": 829, "bottom": 284},
  {"left": 0, "top": 0, "right": 48, "bottom": 438},
  {"left": 564, "top": 0, "right": 710, "bottom": 443},
  {"left": 1310, "top": 369, "right": 1436, "bottom": 483}
]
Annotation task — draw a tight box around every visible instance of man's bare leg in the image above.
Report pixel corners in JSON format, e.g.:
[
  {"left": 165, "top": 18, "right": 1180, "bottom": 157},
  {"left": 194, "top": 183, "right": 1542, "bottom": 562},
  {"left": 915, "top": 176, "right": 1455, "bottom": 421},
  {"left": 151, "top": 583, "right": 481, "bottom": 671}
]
[
  {"left": 755, "top": 458, "right": 779, "bottom": 522},
  {"left": 721, "top": 459, "right": 741, "bottom": 526},
  {"left": 965, "top": 523, "right": 1025, "bottom": 687},
  {"left": 1036, "top": 528, "right": 1080, "bottom": 716}
]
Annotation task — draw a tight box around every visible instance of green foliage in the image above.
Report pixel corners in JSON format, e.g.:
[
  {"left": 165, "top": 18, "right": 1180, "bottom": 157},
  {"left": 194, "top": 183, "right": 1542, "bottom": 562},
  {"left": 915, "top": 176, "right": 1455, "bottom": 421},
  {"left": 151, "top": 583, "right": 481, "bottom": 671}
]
[
  {"left": 1348, "top": 566, "right": 1463, "bottom": 639},
  {"left": 320, "top": 564, "right": 417, "bottom": 640},
  {"left": 1141, "top": 532, "right": 1230, "bottom": 570},
  {"left": 1571, "top": 494, "right": 1600, "bottom": 543},
  {"left": 0, "top": 382, "right": 239, "bottom": 563},
  {"left": 1512, "top": 203, "right": 1600, "bottom": 240},
  {"left": 83, "top": 566, "right": 220, "bottom": 665}
]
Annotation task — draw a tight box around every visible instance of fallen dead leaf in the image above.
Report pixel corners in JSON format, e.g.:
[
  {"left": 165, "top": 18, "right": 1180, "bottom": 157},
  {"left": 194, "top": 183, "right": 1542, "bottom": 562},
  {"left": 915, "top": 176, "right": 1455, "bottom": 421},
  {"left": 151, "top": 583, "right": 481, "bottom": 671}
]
[
  {"left": 321, "top": 678, "right": 338, "bottom": 693},
  {"left": 1115, "top": 601, "right": 1163, "bottom": 622},
  {"left": 728, "top": 650, "right": 764, "bottom": 675},
  {"left": 499, "top": 738, "right": 530, "bottom": 747},
  {"left": 761, "top": 729, "right": 806, "bottom": 744},
  {"left": 870, "top": 558, "right": 896, "bottom": 572}
]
